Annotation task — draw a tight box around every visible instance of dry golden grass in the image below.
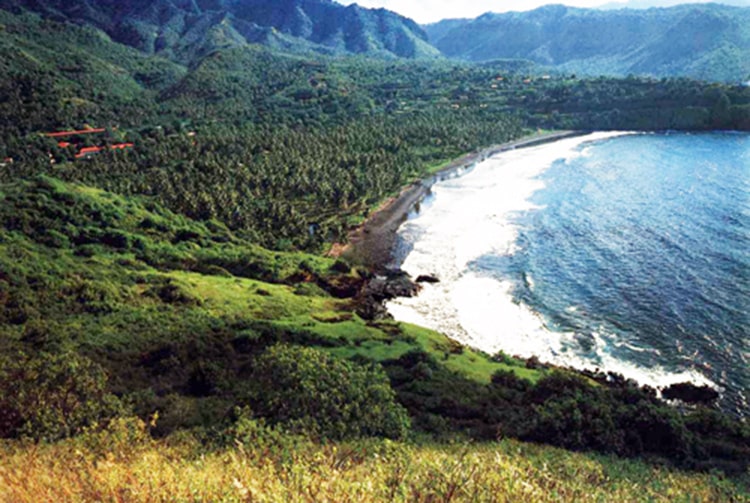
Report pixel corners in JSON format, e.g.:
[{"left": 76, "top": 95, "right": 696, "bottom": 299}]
[{"left": 1, "top": 420, "right": 747, "bottom": 503}]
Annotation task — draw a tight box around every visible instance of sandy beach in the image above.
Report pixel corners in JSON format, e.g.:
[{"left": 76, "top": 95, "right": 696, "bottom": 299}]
[{"left": 340, "top": 130, "right": 586, "bottom": 270}]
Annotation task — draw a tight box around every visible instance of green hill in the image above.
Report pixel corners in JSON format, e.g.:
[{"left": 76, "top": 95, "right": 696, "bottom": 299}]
[
  {"left": 0, "top": 0, "right": 441, "bottom": 62},
  {"left": 1, "top": 176, "right": 748, "bottom": 477},
  {"left": 0, "top": 176, "right": 542, "bottom": 436},
  {"left": 425, "top": 4, "right": 750, "bottom": 82}
]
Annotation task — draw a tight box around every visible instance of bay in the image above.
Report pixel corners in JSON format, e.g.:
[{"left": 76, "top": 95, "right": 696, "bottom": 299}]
[{"left": 388, "top": 132, "right": 750, "bottom": 416}]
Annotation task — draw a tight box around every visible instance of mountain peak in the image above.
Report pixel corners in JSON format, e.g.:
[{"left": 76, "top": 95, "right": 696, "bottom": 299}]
[{"left": 1, "top": 0, "right": 440, "bottom": 61}]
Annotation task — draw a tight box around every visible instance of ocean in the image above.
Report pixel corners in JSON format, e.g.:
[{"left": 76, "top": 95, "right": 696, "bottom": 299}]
[{"left": 387, "top": 132, "right": 749, "bottom": 416}]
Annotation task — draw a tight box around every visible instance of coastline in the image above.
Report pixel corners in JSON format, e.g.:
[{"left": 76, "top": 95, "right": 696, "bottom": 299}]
[
  {"left": 381, "top": 130, "right": 736, "bottom": 410},
  {"left": 339, "top": 130, "right": 587, "bottom": 271}
]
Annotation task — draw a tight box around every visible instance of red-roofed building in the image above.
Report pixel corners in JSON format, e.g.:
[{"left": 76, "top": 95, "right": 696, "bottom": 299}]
[
  {"left": 45, "top": 128, "right": 106, "bottom": 138},
  {"left": 42, "top": 127, "right": 135, "bottom": 160},
  {"left": 75, "top": 146, "right": 103, "bottom": 158},
  {"left": 74, "top": 143, "right": 134, "bottom": 159}
]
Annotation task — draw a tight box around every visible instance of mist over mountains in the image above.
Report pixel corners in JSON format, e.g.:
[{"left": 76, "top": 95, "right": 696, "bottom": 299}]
[{"left": 425, "top": 4, "right": 750, "bottom": 82}]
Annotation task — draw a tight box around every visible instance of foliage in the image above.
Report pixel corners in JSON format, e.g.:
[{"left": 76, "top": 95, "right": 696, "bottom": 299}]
[
  {"left": 0, "top": 431, "right": 747, "bottom": 502},
  {"left": 0, "top": 350, "right": 123, "bottom": 441},
  {"left": 249, "top": 344, "right": 411, "bottom": 440},
  {"left": 2, "top": 0, "right": 439, "bottom": 62}
]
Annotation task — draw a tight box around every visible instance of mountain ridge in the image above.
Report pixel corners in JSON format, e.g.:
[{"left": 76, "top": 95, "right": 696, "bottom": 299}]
[
  {"left": 424, "top": 3, "right": 750, "bottom": 82},
  {"left": 0, "top": 0, "right": 441, "bottom": 62}
]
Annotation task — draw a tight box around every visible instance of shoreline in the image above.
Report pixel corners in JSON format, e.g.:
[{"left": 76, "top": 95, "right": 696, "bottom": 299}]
[{"left": 339, "top": 130, "right": 587, "bottom": 271}]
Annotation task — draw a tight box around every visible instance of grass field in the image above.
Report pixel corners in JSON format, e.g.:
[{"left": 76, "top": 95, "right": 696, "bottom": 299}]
[{"left": 1, "top": 420, "right": 747, "bottom": 503}]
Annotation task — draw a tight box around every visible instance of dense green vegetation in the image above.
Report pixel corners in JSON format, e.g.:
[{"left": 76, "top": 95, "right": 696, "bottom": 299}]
[
  {"left": 426, "top": 3, "right": 750, "bottom": 83},
  {"left": 0, "top": 178, "right": 748, "bottom": 480},
  {"left": 0, "top": 0, "right": 439, "bottom": 61},
  {"left": 0, "top": 4, "right": 749, "bottom": 496},
  {"left": 0, "top": 176, "right": 535, "bottom": 434},
  {"left": 2, "top": 10, "right": 749, "bottom": 250}
]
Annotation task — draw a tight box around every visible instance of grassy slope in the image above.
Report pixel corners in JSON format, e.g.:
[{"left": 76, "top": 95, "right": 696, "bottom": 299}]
[
  {"left": 0, "top": 425, "right": 746, "bottom": 502},
  {"left": 1, "top": 178, "right": 747, "bottom": 500},
  {"left": 0, "top": 177, "right": 536, "bottom": 404}
]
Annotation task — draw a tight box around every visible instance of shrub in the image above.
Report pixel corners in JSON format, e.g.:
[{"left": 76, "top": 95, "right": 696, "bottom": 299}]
[
  {"left": 221, "top": 407, "right": 312, "bottom": 463},
  {"left": 249, "top": 344, "right": 410, "bottom": 440},
  {"left": 147, "top": 282, "right": 200, "bottom": 305},
  {"left": 329, "top": 259, "right": 351, "bottom": 274},
  {"left": 491, "top": 350, "right": 516, "bottom": 366},
  {"left": 0, "top": 351, "right": 123, "bottom": 441}
]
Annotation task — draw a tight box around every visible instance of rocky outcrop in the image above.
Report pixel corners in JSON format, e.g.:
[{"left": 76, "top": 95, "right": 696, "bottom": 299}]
[
  {"left": 662, "top": 382, "right": 720, "bottom": 404},
  {"left": 355, "top": 269, "right": 420, "bottom": 321}
]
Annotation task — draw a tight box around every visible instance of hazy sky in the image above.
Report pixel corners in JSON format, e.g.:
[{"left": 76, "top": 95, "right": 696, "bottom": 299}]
[{"left": 336, "top": 0, "right": 750, "bottom": 24}]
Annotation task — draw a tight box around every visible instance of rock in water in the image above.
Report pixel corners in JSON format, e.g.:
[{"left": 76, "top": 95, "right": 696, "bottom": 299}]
[{"left": 662, "top": 382, "right": 719, "bottom": 404}]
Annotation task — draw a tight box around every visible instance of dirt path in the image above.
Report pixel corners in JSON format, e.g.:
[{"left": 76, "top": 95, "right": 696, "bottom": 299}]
[{"left": 338, "top": 130, "right": 586, "bottom": 271}]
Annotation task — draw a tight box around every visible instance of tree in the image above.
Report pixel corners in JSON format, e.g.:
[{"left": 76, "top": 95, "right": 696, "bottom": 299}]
[
  {"left": 0, "top": 351, "right": 122, "bottom": 441},
  {"left": 710, "top": 90, "right": 731, "bottom": 128},
  {"left": 248, "top": 344, "right": 410, "bottom": 440}
]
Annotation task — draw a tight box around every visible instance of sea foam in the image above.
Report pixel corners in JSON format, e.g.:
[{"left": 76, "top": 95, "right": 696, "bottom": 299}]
[{"left": 387, "top": 132, "right": 716, "bottom": 391}]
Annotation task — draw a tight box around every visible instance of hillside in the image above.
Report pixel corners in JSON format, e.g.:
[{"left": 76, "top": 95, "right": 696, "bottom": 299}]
[
  {"left": 1, "top": 176, "right": 749, "bottom": 475},
  {"left": 2, "top": 432, "right": 747, "bottom": 501},
  {"left": 0, "top": 176, "right": 538, "bottom": 436},
  {"left": 2, "top": 8, "right": 749, "bottom": 252},
  {"left": 0, "top": 0, "right": 440, "bottom": 62},
  {"left": 425, "top": 4, "right": 750, "bottom": 82},
  {"left": 1, "top": 3, "right": 750, "bottom": 497}
]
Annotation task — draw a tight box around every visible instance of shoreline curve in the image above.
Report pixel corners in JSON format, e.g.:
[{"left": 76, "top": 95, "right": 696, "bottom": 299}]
[{"left": 339, "top": 130, "right": 588, "bottom": 271}]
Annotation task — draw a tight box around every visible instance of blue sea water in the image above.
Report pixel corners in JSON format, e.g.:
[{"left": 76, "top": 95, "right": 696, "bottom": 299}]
[{"left": 388, "top": 132, "right": 749, "bottom": 416}]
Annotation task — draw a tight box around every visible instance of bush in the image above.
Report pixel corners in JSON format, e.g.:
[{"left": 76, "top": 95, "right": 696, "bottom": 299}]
[
  {"left": 491, "top": 350, "right": 516, "bottom": 366},
  {"left": 221, "top": 407, "right": 312, "bottom": 463},
  {"left": 147, "top": 282, "right": 201, "bottom": 305},
  {"left": 249, "top": 344, "right": 410, "bottom": 440},
  {"left": 0, "top": 351, "right": 123, "bottom": 441},
  {"left": 329, "top": 259, "right": 351, "bottom": 274}
]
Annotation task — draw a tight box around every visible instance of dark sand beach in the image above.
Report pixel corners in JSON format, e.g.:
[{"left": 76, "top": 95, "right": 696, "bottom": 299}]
[{"left": 340, "top": 130, "right": 586, "bottom": 270}]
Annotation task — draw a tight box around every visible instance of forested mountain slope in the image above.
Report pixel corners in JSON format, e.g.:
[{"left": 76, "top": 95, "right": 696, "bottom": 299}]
[
  {"left": 425, "top": 4, "right": 750, "bottom": 82},
  {"left": 0, "top": 0, "right": 440, "bottom": 62},
  {"left": 2, "top": 8, "right": 749, "bottom": 250}
]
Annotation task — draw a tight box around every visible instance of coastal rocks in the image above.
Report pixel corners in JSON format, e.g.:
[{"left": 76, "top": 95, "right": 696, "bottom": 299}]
[
  {"left": 355, "top": 298, "right": 391, "bottom": 321},
  {"left": 365, "top": 269, "right": 422, "bottom": 301},
  {"left": 356, "top": 269, "right": 421, "bottom": 321},
  {"left": 662, "top": 382, "right": 720, "bottom": 404},
  {"left": 318, "top": 274, "right": 365, "bottom": 299}
]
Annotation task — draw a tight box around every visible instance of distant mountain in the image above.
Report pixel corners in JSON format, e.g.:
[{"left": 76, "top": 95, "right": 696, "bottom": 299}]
[
  {"left": 598, "top": 1, "right": 750, "bottom": 9},
  {"left": 425, "top": 4, "right": 750, "bottom": 82},
  {"left": 0, "top": 0, "right": 440, "bottom": 62}
]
